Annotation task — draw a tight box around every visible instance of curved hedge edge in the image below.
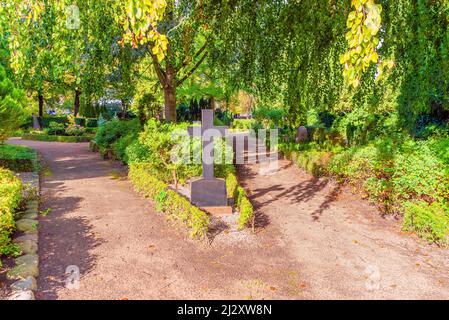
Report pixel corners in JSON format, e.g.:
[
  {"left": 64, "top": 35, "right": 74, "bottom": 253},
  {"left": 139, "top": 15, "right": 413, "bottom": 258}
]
[
  {"left": 0, "top": 168, "right": 23, "bottom": 268},
  {"left": 225, "top": 173, "right": 254, "bottom": 231},
  {"left": 22, "top": 134, "right": 94, "bottom": 143},
  {"left": 129, "top": 163, "right": 209, "bottom": 239}
]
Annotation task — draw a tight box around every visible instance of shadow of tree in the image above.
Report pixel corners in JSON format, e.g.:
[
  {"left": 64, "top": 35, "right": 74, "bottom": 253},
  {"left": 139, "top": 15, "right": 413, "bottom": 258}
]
[{"left": 37, "top": 178, "right": 104, "bottom": 300}]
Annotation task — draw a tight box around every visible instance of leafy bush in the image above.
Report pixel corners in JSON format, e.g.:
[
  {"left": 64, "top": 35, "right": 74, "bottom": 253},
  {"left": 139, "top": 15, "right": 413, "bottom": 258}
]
[
  {"left": 0, "top": 168, "right": 23, "bottom": 266},
  {"left": 232, "top": 119, "right": 257, "bottom": 131},
  {"left": 252, "top": 106, "right": 285, "bottom": 129},
  {"left": 0, "top": 65, "right": 28, "bottom": 142},
  {"left": 131, "top": 119, "right": 201, "bottom": 186},
  {"left": 85, "top": 118, "right": 98, "bottom": 128},
  {"left": 74, "top": 118, "right": 86, "bottom": 126},
  {"left": 38, "top": 116, "right": 68, "bottom": 128},
  {"left": 65, "top": 124, "right": 86, "bottom": 136},
  {"left": 403, "top": 201, "right": 449, "bottom": 244},
  {"left": 234, "top": 186, "right": 254, "bottom": 230},
  {"left": 0, "top": 144, "right": 36, "bottom": 172},
  {"left": 129, "top": 163, "right": 209, "bottom": 238},
  {"left": 44, "top": 122, "right": 65, "bottom": 136},
  {"left": 113, "top": 132, "right": 138, "bottom": 164},
  {"left": 226, "top": 173, "right": 239, "bottom": 201},
  {"left": 94, "top": 118, "right": 140, "bottom": 151},
  {"left": 238, "top": 197, "right": 254, "bottom": 230}
]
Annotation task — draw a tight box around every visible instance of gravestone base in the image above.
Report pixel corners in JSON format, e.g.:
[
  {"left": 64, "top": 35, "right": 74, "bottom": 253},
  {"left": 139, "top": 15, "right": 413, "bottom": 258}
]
[{"left": 190, "top": 178, "right": 228, "bottom": 207}]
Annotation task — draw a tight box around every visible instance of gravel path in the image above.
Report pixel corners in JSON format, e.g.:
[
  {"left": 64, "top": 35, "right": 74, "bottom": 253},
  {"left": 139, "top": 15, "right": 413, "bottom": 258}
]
[{"left": 6, "top": 138, "right": 449, "bottom": 300}]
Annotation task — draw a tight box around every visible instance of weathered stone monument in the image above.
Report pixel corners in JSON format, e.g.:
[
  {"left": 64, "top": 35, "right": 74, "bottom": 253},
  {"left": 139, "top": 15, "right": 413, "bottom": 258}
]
[
  {"left": 32, "top": 114, "right": 41, "bottom": 131},
  {"left": 296, "top": 125, "right": 309, "bottom": 143},
  {"left": 188, "top": 109, "right": 229, "bottom": 207}
]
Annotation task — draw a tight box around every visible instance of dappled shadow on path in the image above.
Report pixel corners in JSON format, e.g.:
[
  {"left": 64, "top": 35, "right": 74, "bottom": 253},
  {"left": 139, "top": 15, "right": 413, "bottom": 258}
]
[
  {"left": 37, "top": 161, "right": 105, "bottom": 300},
  {"left": 310, "top": 184, "right": 342, "bottom": 222},
  {"left": 250, "top": 178, "right": 329, "bottom": 209},
  {"left": 37, "top": 184, "right": 104, "bottom": 300},
  {"left": 38, "top": 182, "right": 104, "bottom": 299}
]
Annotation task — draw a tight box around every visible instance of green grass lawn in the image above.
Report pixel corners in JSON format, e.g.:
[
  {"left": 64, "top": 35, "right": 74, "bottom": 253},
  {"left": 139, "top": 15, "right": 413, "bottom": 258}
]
[{"left": 0, "top": 144, "right": 37, "bottom": 172}]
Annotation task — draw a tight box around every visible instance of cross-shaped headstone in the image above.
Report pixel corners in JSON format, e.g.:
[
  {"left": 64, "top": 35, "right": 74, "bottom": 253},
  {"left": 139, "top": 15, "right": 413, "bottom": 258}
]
[
  {"left": 188, "top": 109, "right": 229, "bottom": 180},
  {"left": 187, "top": 109, "right": 229, "bottom": 207}
]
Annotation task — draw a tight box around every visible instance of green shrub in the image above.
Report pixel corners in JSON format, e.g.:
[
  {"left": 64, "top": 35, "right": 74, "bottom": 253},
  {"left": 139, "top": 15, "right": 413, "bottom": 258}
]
[
  {"left": 94, "top": 118, "right": 140, "bottom": 150},
  {"left": 0, "top": 168, "right": 23, "bottom": 266},
  {"left": 44, "top": 121, "right": 66, "bottom": 136},
  {"left": 252, "top": 106, "right": 285, "bottom": 129},
  {"left": 237, "top": 197, "right": 254, "bottom": 230},
  {"left": 0, "top": 144, "right": 36, "bottom": 172},
  {"left": 75, "top": 118, "right": 86, "bottom": 126},
  {"left": 233, "top": 186, "right": 254, "bottom": 230},
  {"left": 129, "top": 163, "right": 209, "bottom": 238},
  {"left": 38, "top": 116, "right": 68, "bottom": 128},
  {"left": 232, "top": 119, "right": 257, "bottom": 131},
  {"left": 133, "top": 119, "right": 201, "bottom": 185},
  {"left": 403, "top": 201, "right": 449, "bottom": 244},
  {"left": 226, "top": 173, "right": 239, "bottom": 201},
  {"left": 86, "top": 118, "right": 98, "bottom": 128},
  {"left": 0, "top": 65, "right": 29, "bottom": 142},
  {"left": 65, "top": 124, "right": 86, "bottom": 136},
  {"left": 113, "top": 132, "right": 138, "bottom": 164}
]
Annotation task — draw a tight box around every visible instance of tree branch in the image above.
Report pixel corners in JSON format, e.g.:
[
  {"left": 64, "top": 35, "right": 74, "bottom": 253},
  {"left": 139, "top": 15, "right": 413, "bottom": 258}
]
[
  {"left": 148, "top": 43, "right": 167, "bottom": 87},
  {"left": 176, "top": 50, "right": 208, "bottom": 87},
  {"left": 176, "top": 40, "right": 208, "bottom": 73}
]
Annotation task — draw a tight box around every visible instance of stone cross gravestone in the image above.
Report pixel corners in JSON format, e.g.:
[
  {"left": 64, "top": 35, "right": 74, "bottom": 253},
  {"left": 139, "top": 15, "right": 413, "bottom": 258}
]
[
  {"left": 188, "top": 109, "right": 229, "bottom": 207},
  {"left": 32, "top": 114, "right": 41, "bottom": 131}
]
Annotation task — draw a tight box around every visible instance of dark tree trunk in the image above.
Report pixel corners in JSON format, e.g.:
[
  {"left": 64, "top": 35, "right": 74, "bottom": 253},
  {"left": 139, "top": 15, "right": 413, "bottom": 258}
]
[
  {"left": 164, "top": 61, "right": 177, "bottom": 122},
  {"left": 38, "top": 94, "right": 44, "bottom": 117},
  {"left": 74, "top": 89, "right": 81, "bottom": 117}
]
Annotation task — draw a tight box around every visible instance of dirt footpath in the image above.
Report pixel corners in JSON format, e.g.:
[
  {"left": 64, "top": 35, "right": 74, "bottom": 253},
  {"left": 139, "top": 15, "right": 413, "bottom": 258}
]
[{"left": 7, "top": 138, "right": 449, "bottom": 300}]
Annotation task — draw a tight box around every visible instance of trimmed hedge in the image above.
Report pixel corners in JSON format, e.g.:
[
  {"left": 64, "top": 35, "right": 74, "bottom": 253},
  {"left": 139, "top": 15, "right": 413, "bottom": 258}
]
[
  {"left": 35, "top": 117, "right": 98, "bottom": 128},
  {"left": 22, "top": 133, "right": 93, "bottom": 143},
  {"left": 86, "top": 118, "right": 98, "bottom": 128},
  {"left": 0, "top": 144, "right": 36, "bottom": 172},
  {"left": 38, "top": 116, "right": 68, "bottom": 128},
  {"left": 75, "top": 118, "right": 86, "bottom": 126},
  {"left": 226, "top": 173, "right": 254, "bottom": 230},
  {"left": 129, "top": 163, "right": 209, "bottom": 238},
  {"left": 0, "top": 168, "right": 22, "bottom": 266}
]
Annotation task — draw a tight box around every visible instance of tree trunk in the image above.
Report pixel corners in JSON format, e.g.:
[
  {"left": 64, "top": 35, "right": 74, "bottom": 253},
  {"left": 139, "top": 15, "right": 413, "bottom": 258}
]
[
  {"left": 38, "top": 94, "right": 44, "bottom": 117},
  {"left": 74, "top": 89, "right": 81, "bottom": 117},
  {"left": 164, "top": 61, "right": 177, "bottom": 122}
]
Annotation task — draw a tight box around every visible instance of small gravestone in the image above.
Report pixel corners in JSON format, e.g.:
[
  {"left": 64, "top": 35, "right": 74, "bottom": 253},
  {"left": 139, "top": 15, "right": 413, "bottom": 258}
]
[
  {"left": 187, "top": 110, "right": 229, "bottom": 207},
  {"left": 32, "top": 114, "right": 41, "bottom": 131},
  {"left": 296, "top": 126, "right": 309, "bottom": 143}
]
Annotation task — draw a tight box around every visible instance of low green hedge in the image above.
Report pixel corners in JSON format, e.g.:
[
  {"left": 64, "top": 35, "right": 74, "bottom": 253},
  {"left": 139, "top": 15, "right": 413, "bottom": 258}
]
[
  {"left": 0, "top": 144, "right": 36, "bottom": 172},
  {"left": 0, "top": 168, "right": 22, "bottom": 267},
  {"left": 22, "top": 133, "right": 93, "bottom": 143},
  {"left": 86, "top": 118, "right": 98, "bottom": 128},
  {"left": 404, "top": 201, "right": 449, "bottom": 244},
  {"left": 226, "top": 173, "right": 254, "bottom": 230},
  {"left": 35, "top": 116, "right": 98, "bottom": 128},
  {"left": 129, "top": 163, "right": 210, "bottom": 238},
  {"left": 38, "top": 116, "right": 68, "bottom": 128}
]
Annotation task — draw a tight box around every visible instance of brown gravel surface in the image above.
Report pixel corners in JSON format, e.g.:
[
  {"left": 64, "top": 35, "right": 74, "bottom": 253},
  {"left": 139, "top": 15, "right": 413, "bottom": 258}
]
[{"left": 6, "top": 138, "right": 449, "bottom": 300}]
